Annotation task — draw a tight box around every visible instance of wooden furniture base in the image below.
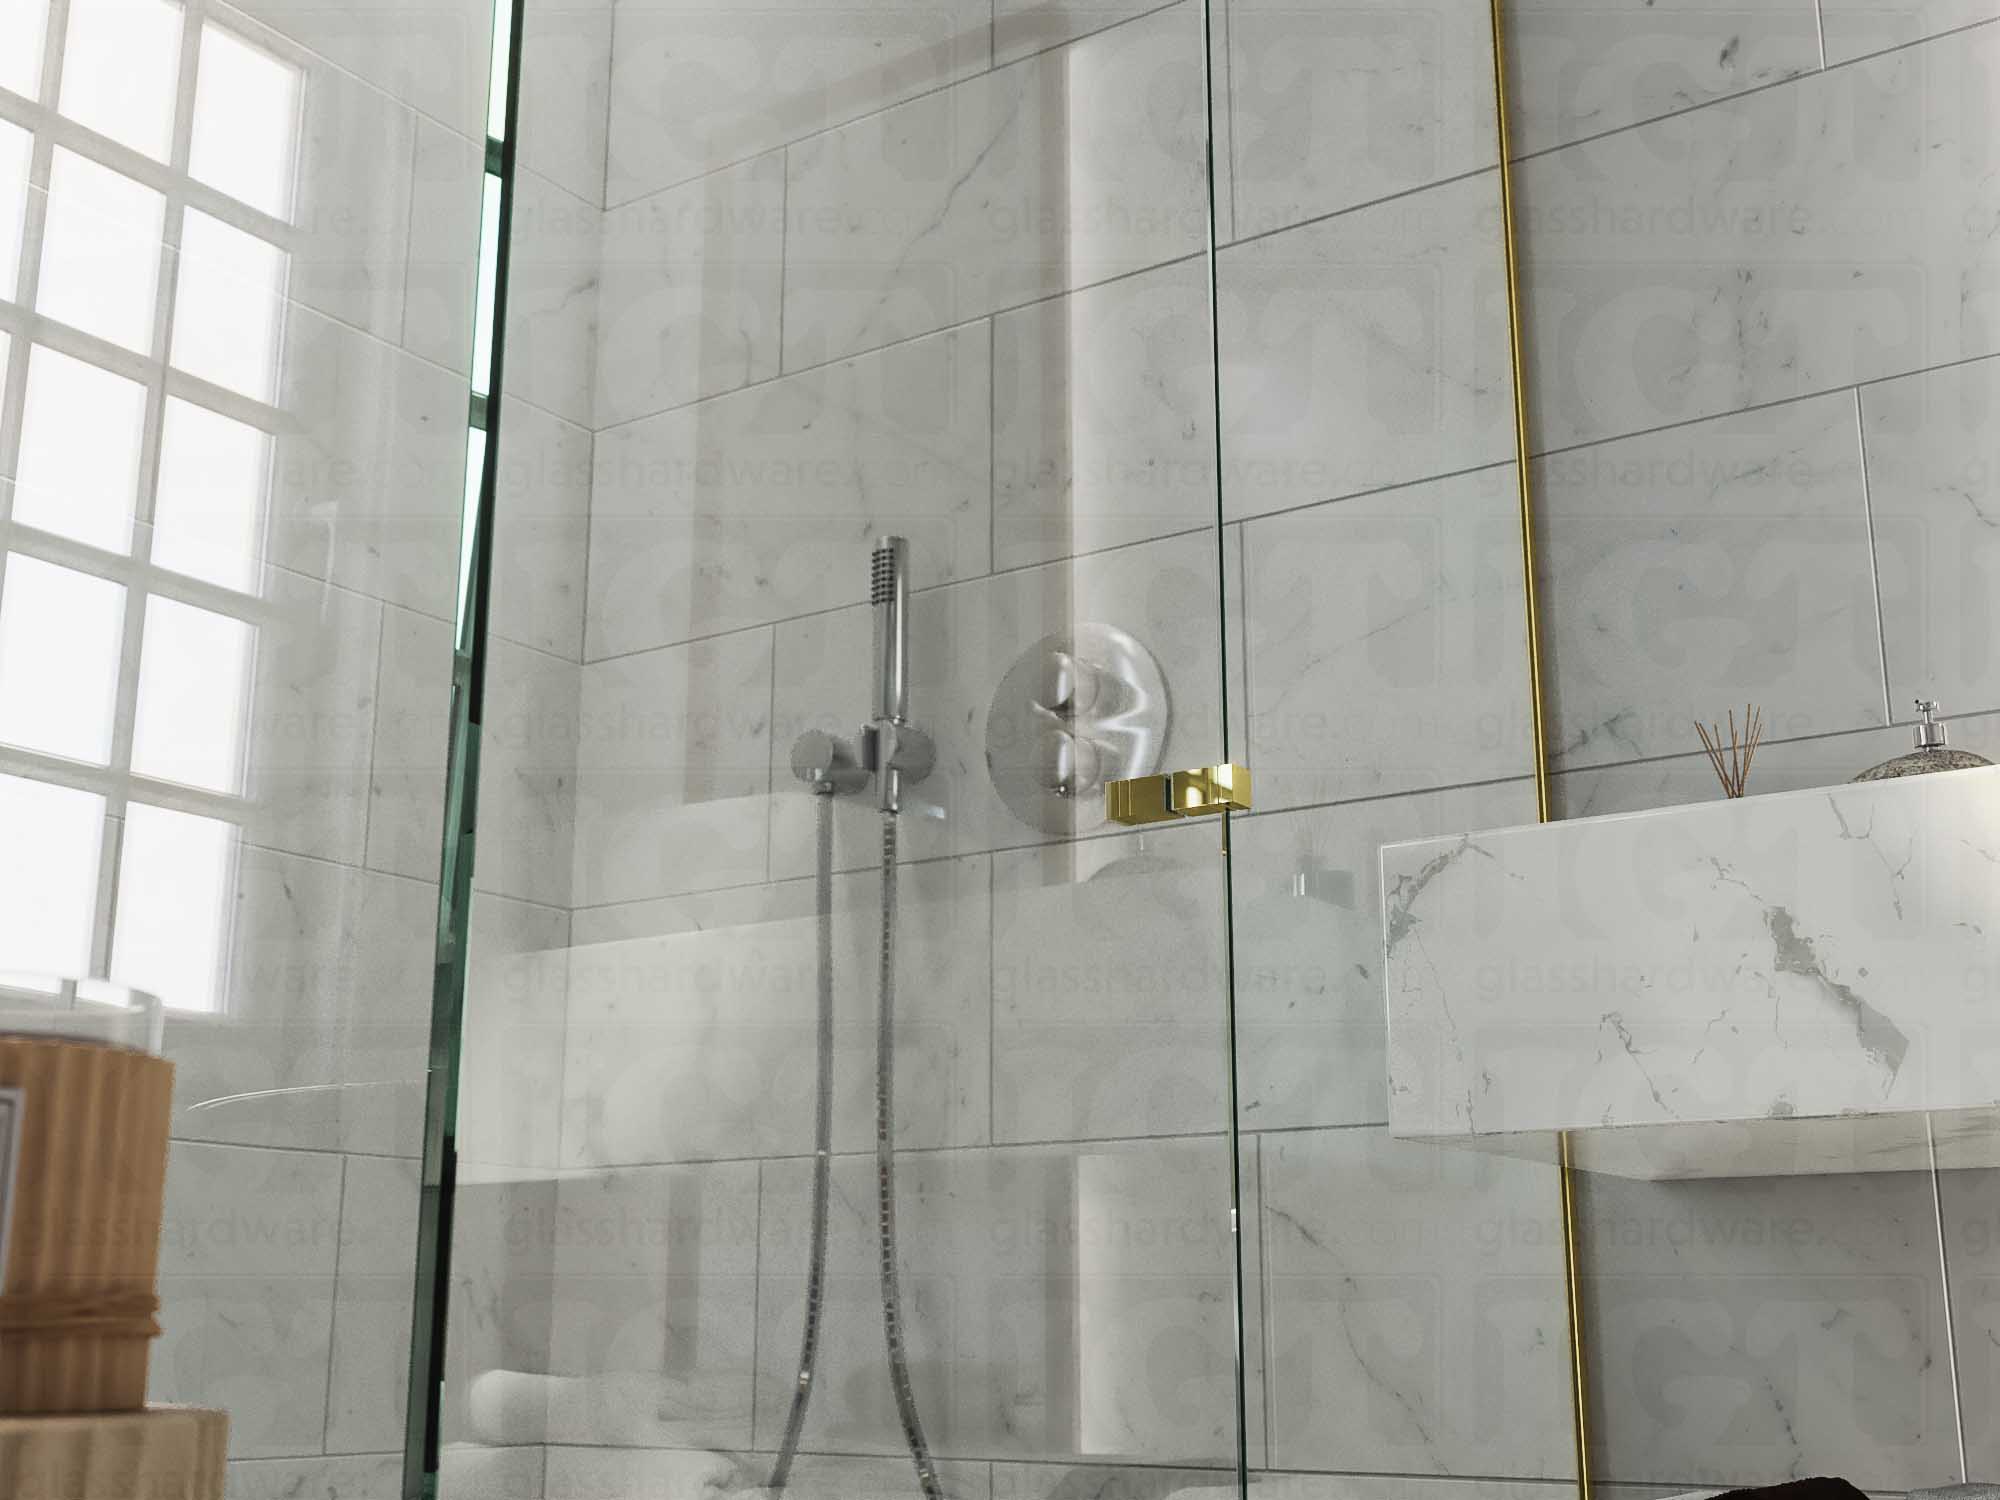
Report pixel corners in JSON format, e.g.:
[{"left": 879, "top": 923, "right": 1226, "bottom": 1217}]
[{"left": 0, "top": 1406, "right": 226, "bottom": 1500}]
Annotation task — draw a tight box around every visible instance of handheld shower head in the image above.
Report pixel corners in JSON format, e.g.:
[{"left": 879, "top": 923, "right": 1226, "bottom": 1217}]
[{"left": 872, "top": 536, "right": 909, "bottom": 726}]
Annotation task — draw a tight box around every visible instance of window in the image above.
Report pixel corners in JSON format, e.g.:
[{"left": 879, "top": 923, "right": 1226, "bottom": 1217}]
[{"left": 0, "top": 13, "right": 304, "bottom": 1012}]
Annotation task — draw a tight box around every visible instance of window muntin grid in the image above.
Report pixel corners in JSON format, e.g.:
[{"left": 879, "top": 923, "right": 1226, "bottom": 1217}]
[{"left": 0, "top": 0, "right": 308, "bottom": 1016}]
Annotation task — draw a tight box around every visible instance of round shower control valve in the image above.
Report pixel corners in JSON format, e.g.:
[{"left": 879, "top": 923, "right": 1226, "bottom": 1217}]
[{"left": 985, "top": 624, "right": 1169, "bottom": 835}]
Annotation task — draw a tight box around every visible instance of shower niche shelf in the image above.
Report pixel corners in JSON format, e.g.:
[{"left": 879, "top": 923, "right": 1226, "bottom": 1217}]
[{"left": 1381, "top": 764, "right": 2000, "bottom": 1179}]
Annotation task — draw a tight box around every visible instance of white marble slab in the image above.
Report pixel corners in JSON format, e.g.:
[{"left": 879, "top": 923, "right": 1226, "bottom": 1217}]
[
  {"left": 1242, "top": 464, "right": 1538, "bottom": 811},
  {"left": 1260, "top": 1126, "right": 1574, "bottom": 1477},
  {"left": 491, "top": 396, "right": 592, "bottom": 660},
  {"left": 1514, "top": 23, "right": 2000, "bottom": 452},
  {"left": 1819, "top": 0, "right": 2000, "bottom": 65},
  {"left": 1860, "top": 354, "right": 2000, "bottom": 719},
  {"left": 1384, "top": 764, "right": 2000, "bottom": 1177},
  {"left": 570, "top": 629, "right": 772, "bottom": 906},
  {"left": 781, "top": 2, "right": 1209, "bottom": 369},
  {"left": 1502, "top": 0, "right": 1820, "bottom": 156},
  {"left": 559, "top": 854, "right": 990, "bottom": 1169},
  {"left": 586, "top": 323, "right": 990, "bottom": 657},
  {"left": 602, "top": 0, "right": 990, "bottom": 206},
  {"left": 518, "top": 0, "right": 613, "bottom": 206},
  {"left": 1534, "top": 392, "right": 1888, "bottom": 769},
  {"left": 593, "top": 150, "right": 785, "bottom": 428},
  {"left": 505, "top": 168, "right": 602, "bottom": 429},
  {"left": 1217, "top": 171, "right": 1515, "bottom": 523},
  {"left": 1228, "top": 0, "right": 1498, "bottom": 238}
]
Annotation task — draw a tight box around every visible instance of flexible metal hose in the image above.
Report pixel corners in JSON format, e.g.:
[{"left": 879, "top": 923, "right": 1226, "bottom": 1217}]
[
  {"left": 875, "top": 812, "right": 943, "bottom": 1500},
  {"left": 767, "top": 792, "right": 836, "bottom": 1496}
]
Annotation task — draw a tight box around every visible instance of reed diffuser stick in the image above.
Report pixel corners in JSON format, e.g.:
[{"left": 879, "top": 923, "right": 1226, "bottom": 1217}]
[{"left": 1695, "top": 704, "right": 1764, "bottom": 798}]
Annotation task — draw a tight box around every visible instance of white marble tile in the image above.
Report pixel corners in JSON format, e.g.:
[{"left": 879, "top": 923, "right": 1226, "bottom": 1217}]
[
  {"left": 754, "top": 1136, "right": 1255, "bottom": 1465},
  {"left": 441, "top": 1170, "right": 562, "bottom": 1448},
  {"left": 474, "top": 638, "right": 582, "bottom": 909},
  {"left": 561, "top": 854, "right": 990, "bottom": 1168},
  {"left": 991, "top": 820, "right": 1228, "bottom": 1142},
  {"left": 460, "top": 894, "right": 571, "bottom": 1170},
  {"left": 152, "top": 1142, "right": 343, "bottom": 1458},
  {"left": 402, "top": 119, "right": 486, "bottom": 375},
  {"left": 1535, "top": 392, "right": 1887, "bottom": 769},
  {"left": 1821, "top": 0, "right": 2000, "bottom": 64},
  {"left": 1242, "top": 464, "right": 1537, "bottom": 811},
  {"left": 586, "top": 323, "right": 990, "bottom": 657},
  {"left": 571, "top": 630, "right": 771, "bottom": 907},
  {"left": 990, "top": 1463, "right": 1236, "bottom": 1500},
  {"left": 219, "top": 0, "right": 494, "bottom": 139},
  {"left": 602, "top": 0, "right": 990, "bottom": 206},
  {"left": 544, "top": 1447, "right": 991, "bottom": 1500},
  {"left": 543, "top": 1160, "right": 761, "bottom": 1448},
  {"left": 994, "top": 0, "right": 1186, "bottom": 62},
  {"left": 1578, "top": 1170, "right": 1960, "bottom": 1488},
  {"left": 1229, "top": 0, "right": 1498, "bottom": 238},
  {"left": 1503, "top": 0, "right": 1820, "bottom": 157},
  {"left": 992, "top": 256, "right": 1218, "bottom": 570},
  {"left": 439, "top": 1444, "right": 547, "bottom": 1500},
  {"left": 1860, "top": 354, "right": 2000, "bottom": 719},
  {"left": 269, "top": 305, "right": 471, "bottom": 621},
  {"left": 1515, "top": 25, "right": 2000, "bottom": 452},
  {"left": 1260, "top": 1126, "right": 1572, "bottom": 1478},
  {"left": 768, "top": 526, "right": 1239, "bottom": 878},
  {"left": 1550, "top": 720, "right": 1914, "bottom": 820},
  {"left": 1217, "top": 171, "right": 1515, "bottom": 522},
  {"left": 782, "top": 2, "right": 1210, "bottom": 368},
  {"left": 493, "top": 397, "right": 591, "bottom": 660},
  {"left": 365, "top": 604, "right": 453, "bottom": 880},
  {"left": 326, "top": 1153, "right": 420, "bottom": 1455},
  {"left": 1938, "top": 1166, "right": 2000, "bottom": 1480},
  {"left": 593, "top": 151, "right": 785, "bottom": 428},
  {"left": 167, "top": 850, "right": 435, "bottom": 1155},
  {"left": 241, "top": 565, "right": 384, "bottom": 867},
  {"left": 287, "top": 50, "right": 415, "bottom": 350},
  {"left": 520, "top": 0, "right": 613, "bottom": 205},
  {"left": 1244, "top": 1482, "right": 1577, "bottom": 1500},
  {"left": 1228, "top": 780, "right": 1540, "bottom": 1133},
  {"left": 225, "top": 1454, "right": 403, "bottom": 1500},
  {"left": 507, "top": 168, "right": 603, "bottom": 429}
]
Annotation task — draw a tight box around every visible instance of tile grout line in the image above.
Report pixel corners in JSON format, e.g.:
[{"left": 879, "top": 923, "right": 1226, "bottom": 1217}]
[
  {"left": 321, "top": 1151, "right": 351, "bottom": 1454},
  {"left": 1851, "top": 386, "right": 1897, "bottom": 727}
]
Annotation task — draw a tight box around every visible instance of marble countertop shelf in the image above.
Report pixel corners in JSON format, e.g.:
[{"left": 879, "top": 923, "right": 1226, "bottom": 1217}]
[{"left": 1381, "top": 764, "right": 2000, "bottom": 1178}]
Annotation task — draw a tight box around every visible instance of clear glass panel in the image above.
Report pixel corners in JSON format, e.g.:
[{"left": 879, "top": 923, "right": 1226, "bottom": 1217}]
[
  {"left": 0, "top": 0, "right": 51, "bottom": 100},
  {"left": 110, "top": 802, "right": 237, "bottom": 1013},
  {"left": 13, "top": 343, "right": 148, "bottom": 552},
  {"left": 452, "top": 3, "right": 1243, "bottom": 1496},
  {"left": 188, "top": 23, "right": 303, "bottom": 222},
  {"left": 152, "top": 396, "right": 272, "bottom": 593},
  {"left": 0, "top": 554, "right": 126, "bottom": 764},
  {"left": 130, "top": 595, "right": 253, "bottom": 793},
  {"left": 0, "top": 774, "right": 103, "bottom": 977},
  {"left": 170, "top": 209, "right": 287, "bottom": 401},
  {"left": 58, "top": 0, "right": 185, "bottom": 161},
  {"left": 37, "top": 149, "right": 166, "bottom": 351}
]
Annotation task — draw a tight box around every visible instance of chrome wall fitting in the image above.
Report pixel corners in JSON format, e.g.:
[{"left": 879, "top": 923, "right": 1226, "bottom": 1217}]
[
  {"left": 790, "top": 728, "right": 869, "bottom": 796},
  {"left": 985, "top": 624, "right": 1170, "bottom": 835}
]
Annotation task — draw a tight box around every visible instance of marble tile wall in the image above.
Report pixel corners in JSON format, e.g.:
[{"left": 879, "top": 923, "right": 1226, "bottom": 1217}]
[
  {"left": 529, "top": 2, "right": 2000, "bottom": 1498},
  {"left": 1499, "top": 5, "right": 2000, "bottom": 1490}
]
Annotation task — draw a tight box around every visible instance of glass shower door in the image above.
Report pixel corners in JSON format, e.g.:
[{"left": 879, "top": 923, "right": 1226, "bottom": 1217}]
[{"left": 436, "top": 2, "right": 1253, "bottom": 1497}]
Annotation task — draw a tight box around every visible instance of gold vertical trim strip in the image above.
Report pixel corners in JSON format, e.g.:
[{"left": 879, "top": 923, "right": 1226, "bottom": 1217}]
[
  {"left": 1488, "top": 0, "right": 1553, "bottom": 824},
  {"left": 1489, "top": 1, "right": 1588, "bottom": 1496}
]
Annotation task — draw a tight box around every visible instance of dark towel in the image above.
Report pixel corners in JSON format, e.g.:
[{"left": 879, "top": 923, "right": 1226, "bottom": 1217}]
[{"left": 1715, "top": 1480, "right": 1871, "bottom": 1500}]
